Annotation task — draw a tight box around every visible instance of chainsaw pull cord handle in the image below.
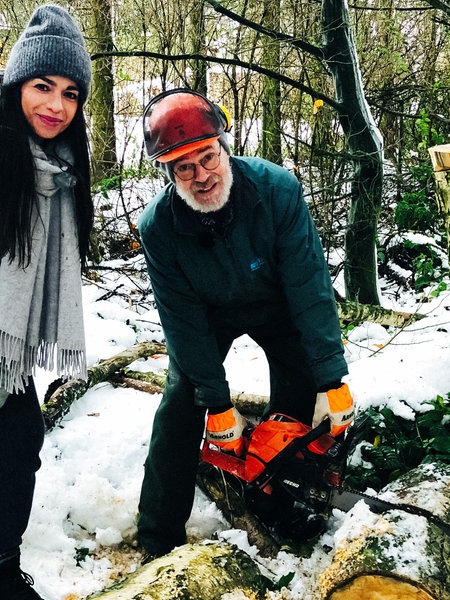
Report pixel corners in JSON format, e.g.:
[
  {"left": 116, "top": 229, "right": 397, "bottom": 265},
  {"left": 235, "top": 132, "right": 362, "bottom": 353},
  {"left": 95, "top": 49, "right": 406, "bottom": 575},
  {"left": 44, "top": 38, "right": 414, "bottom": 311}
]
[{"left": 253, "top": 418, "right": 331, "bottom": 488}]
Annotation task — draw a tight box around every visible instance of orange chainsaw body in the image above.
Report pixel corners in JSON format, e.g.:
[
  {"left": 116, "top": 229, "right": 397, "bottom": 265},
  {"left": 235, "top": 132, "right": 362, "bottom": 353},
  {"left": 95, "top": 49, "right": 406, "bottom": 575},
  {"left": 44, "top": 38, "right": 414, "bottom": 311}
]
[{"left": 201, "top": 413, "right": 336, "bottom": 484}]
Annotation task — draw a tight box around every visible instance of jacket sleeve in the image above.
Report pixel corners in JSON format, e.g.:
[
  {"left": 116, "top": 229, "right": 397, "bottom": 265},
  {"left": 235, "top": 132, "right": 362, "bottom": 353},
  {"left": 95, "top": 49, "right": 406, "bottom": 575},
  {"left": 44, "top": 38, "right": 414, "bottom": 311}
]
[
  {"left": 272, "top": 174, "right": 348, "bottom": 388},
  {"left": 138, "top": 201, "right": 231, "bottom": 409}
]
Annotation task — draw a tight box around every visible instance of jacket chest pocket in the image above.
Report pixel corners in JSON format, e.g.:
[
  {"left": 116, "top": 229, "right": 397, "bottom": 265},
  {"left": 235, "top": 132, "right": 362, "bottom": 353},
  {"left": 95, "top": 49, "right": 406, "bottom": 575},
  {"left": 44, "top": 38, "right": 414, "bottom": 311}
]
[{"left": 177, "top": 237, "right": 272, "bottom": 306}]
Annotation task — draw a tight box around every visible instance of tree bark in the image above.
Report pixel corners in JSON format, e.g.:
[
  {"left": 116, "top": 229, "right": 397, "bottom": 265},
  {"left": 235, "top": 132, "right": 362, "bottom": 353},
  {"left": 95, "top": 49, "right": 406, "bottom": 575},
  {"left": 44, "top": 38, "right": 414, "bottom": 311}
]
[
  {"left": 322, "top": 0, "right": 384, "bottom": 305},
  {"left": 261, "top": 0, "right": 282, "bottom": 164},
  {"left": 189, "top": 0, "right": 208, "bottom": 93},
  {"left": 88, "top": 0, "right": 118, "bottom": 182},
  {"left": 119, "top": 375, "right": 269, "bottom": 415},
  {"left": 86, "top": 541, "right": 269, "bottom": 599},
  {"left": 320, "top": 461, "right": 450, "bottom": 599},
  {"left": 336, "top": 299, "right": 424, "bottom": 327}
]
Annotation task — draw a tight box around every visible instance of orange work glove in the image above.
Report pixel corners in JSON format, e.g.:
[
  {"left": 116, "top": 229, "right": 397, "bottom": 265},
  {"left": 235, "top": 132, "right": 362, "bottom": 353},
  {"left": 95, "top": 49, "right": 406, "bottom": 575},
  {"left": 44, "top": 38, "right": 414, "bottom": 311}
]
[
  {"left": 206, "top": 406, "right": 247, "bottom": 456},
  {"left": 313, "top": 382, "right": 354, "bottom": 437}
]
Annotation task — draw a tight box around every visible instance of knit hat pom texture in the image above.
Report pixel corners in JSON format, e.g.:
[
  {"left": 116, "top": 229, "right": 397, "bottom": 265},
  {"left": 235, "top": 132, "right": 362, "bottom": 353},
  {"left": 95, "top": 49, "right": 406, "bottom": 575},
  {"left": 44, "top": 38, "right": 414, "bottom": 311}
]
[{"left": 3, "top": 4, "right": 91, "bottom": 101}]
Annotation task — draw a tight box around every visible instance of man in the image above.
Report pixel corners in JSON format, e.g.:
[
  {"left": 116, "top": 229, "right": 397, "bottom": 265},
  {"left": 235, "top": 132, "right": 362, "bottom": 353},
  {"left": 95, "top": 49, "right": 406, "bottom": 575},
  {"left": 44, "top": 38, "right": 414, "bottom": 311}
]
[{"left": 137, "top": 88, "right": 354, "bottom": 558}]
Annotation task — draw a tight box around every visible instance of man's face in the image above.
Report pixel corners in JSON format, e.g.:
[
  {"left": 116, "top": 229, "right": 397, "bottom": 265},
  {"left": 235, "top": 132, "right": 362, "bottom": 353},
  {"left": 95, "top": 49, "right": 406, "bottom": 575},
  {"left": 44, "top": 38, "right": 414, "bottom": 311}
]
[{"left": 172, "top": 141, "right": 233, "bottom": 213}]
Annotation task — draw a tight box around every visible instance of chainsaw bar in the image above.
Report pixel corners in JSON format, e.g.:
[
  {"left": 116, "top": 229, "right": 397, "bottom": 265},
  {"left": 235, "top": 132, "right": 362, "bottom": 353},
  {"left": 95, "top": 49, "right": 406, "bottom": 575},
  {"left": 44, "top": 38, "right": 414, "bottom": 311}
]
[{"left": 278, "top": 471, "right": 450, "bottom": 537}]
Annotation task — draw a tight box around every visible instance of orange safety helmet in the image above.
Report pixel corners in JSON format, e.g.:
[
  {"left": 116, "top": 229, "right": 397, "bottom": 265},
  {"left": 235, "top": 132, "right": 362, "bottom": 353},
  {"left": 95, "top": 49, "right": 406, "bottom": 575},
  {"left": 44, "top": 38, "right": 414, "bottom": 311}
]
[{"left": 143, "top": 88, "right": 232, "bottom": 163}]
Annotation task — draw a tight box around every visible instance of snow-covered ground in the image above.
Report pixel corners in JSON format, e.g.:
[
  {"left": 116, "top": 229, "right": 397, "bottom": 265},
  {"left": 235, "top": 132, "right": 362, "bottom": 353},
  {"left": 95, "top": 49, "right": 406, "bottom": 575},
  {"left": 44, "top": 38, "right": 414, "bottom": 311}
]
[{"left": 22, "top": 246, "right": 450, "bottom": 599}]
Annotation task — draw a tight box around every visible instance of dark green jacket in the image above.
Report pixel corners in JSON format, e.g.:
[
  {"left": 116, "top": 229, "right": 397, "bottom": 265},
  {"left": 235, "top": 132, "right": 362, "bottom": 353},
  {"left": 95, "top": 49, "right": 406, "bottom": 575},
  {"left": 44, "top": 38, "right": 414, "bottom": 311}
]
[{"left": 138, "top": 156, "right": 348, "bottom": 409}]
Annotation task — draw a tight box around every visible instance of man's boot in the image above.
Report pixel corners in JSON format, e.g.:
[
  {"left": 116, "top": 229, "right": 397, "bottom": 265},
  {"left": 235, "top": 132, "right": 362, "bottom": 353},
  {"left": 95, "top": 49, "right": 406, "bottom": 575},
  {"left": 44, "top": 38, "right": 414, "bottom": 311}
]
[{"left": 0, "top": 554, "right": 44, "bottom": 599}]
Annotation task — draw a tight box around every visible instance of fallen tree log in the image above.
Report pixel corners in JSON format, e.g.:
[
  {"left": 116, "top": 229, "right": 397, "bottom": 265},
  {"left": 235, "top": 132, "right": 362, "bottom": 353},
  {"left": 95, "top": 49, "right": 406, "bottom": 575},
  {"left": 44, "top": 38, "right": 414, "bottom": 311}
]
[
  {"left": 196, "top": 462, "right": 280, "bottom": 558},
  {"left": 87, "top": 541, "right": 270, "bottom": 599},
  {"left": 41, "top": 341, "right": 166, "bottom": 430},
  {"left": 336, "top": 299, "right": 424, "bottom": 327},
  {"left": 118, "top": 374, "right": 268, "bottom": 415},
  {"left": 320, "top": 461, "right": 450, "bottom": 599}
]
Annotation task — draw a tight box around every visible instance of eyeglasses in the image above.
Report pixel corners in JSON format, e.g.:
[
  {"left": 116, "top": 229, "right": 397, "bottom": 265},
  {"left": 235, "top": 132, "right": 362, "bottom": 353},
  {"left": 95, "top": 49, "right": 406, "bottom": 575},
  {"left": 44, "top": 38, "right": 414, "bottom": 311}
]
[{"left": 173, "top": 146, "right": 222, "bottom": 181}]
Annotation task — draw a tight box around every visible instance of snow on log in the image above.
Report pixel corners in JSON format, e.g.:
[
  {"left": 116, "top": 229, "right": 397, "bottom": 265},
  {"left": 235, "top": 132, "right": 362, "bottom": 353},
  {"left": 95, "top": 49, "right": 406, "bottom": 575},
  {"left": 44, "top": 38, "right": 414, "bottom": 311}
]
[
  {"left": 320, "top": 461, "right": 450, "bottom": 599},
  {"left": 86, "top": 541, "right": 269, "bottom": 599}
]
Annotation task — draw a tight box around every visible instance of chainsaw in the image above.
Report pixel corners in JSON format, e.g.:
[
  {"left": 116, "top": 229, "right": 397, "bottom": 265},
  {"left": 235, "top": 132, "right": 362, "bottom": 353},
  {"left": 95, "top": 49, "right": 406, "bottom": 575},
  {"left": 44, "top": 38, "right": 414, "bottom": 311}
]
[{"left": 200, "top": 413, "right": 450, "bottom": 543}]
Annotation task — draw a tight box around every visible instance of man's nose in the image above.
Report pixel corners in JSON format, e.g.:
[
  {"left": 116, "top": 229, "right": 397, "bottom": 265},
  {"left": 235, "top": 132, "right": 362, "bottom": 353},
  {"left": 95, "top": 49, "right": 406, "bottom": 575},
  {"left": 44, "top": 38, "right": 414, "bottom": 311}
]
[{"left": 193, "top": 162, "right": 211, "bottom": 181}]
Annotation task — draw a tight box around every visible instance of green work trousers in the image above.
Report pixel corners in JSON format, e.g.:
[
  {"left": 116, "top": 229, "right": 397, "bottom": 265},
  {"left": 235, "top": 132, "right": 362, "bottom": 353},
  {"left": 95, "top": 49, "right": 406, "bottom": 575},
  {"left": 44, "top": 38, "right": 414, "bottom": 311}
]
[{"left": 137, "top": 320, "right": 317, "bottom": 555}]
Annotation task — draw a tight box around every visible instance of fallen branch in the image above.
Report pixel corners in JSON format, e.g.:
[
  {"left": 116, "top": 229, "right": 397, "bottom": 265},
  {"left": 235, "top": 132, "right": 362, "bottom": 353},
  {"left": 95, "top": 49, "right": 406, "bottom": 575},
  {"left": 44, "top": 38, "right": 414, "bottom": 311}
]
[
  {"left": 118, "top": 374, "right": 269, "bottom": 415},
  {"left": 42, "top": 341, "right": 166, "bottom": 430},
  {"left": 41, "top": 299, "right": 423, "bottom": 430},
  {"left": 337, "top": 299, "right": 424, "bottom": 327}
]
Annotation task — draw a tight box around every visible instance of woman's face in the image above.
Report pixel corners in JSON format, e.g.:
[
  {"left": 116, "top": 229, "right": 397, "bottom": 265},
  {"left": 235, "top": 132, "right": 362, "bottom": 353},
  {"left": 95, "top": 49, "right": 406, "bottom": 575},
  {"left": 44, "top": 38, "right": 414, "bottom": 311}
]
[{"left": 21, "top": 75, "right": 80, "bottom": 139}]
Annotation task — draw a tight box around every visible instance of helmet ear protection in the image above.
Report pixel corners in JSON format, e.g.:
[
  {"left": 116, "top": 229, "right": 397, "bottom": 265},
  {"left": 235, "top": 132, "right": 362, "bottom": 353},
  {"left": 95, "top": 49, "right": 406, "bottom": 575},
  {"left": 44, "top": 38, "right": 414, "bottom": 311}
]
[
  {"left": 214, "top": 103, "right": 232, "bottom": 133},
  {"left": 143, "top": 88, "right": 232, "bottom": 162}
]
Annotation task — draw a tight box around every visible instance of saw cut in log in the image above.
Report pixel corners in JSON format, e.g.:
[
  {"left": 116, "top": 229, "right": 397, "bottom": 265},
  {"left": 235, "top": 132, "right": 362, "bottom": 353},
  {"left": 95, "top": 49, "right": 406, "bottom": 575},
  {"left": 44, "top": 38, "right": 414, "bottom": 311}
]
[
  {"left": 320, "top": 461, "right": 450, "bottom": 600},
  {"left": 327, "top": 575, "right": 434, "bottom": 599},
  {"left": 86, "top": 541, "right": 270, "bottom": 599}
]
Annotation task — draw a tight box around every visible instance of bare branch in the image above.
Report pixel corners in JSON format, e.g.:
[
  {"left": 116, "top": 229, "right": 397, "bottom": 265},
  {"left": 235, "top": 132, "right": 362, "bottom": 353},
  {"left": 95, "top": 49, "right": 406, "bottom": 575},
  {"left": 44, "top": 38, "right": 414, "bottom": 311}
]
[{"left": 90, "top": 51, "right": 339, "bottom": 110}]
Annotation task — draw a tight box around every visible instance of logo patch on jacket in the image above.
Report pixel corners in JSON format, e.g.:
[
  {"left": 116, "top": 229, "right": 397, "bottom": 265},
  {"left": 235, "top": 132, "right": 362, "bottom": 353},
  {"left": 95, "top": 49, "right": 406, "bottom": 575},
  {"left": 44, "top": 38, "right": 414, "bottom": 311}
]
[{"left": 250, "top": 257, "right": 264, "bottom": 271}]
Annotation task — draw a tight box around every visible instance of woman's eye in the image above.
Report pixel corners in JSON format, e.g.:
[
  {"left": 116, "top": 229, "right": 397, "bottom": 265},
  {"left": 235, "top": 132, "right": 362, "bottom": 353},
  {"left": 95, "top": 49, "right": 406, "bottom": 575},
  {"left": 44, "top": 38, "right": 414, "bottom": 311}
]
[
  {"left": 34, "top": 83, "right": 49, "bottom": 91},
  {"left": 64, "top": 91, "right": 79, "bottom": 101}
]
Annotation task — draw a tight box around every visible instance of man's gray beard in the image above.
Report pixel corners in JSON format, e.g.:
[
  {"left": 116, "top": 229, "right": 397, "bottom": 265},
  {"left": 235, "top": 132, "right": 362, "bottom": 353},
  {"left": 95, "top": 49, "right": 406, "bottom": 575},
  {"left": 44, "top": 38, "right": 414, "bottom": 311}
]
[{"left": 176, "top": 166, "right": 233, "bottom": 213}]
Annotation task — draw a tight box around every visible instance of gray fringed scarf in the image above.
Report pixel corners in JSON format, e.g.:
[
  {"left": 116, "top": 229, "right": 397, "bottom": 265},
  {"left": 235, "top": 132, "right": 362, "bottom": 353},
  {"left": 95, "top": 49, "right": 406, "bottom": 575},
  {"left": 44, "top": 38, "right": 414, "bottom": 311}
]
[{"left": 0, "top": 139, "right": 87, "bottom": 394}]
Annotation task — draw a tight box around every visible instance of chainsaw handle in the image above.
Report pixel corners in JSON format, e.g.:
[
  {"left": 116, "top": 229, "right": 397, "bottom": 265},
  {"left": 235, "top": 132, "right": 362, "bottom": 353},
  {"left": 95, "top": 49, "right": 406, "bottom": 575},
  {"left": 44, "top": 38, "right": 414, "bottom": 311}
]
[
  {"left": 252, "top": 417, "right": 332, "bottom": 488},
  {"left": 307, "top": 417, "right": 331, "bottom": 441}
]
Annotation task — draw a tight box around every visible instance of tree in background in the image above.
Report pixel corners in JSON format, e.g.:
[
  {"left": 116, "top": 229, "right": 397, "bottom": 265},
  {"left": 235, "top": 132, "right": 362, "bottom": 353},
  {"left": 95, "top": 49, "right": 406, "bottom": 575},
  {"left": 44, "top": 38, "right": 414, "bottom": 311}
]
[
  {"left": 261, "top": 0, "right": 281, "bottom": 164},
  {"left": 85, "top": 0, "right": 118, "bottom": 182}
]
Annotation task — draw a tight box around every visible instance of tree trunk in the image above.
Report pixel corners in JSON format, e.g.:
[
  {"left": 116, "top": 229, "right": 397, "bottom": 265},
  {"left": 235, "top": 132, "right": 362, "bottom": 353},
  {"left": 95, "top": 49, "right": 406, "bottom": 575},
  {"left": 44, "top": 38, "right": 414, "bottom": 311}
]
[
  {"left": 322, "top": 0, "right": 384, "bottom": 305},
  {"left": 431, "top": 169, "right": 450, "bottom": 260},
  {"left": 86, "top": 541, "right": 269, "bottom": 599},
  {"left": 320, "top": 461, "right": 450, "bottom": 599},
  {"left": 261, "top": 0, "right": 282, "bottom": 164},
  {"left": 189, "top": 0, "right": 208, "bottom": 93},
  {"left": 88, "top": 0, "right": 118, "bottom": 183}
]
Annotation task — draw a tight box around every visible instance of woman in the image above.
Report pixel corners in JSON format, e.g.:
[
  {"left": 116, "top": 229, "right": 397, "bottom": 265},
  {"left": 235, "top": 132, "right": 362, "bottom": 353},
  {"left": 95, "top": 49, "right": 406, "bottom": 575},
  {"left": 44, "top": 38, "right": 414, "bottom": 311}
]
[{"left": 0, "top": 5, "right": 92, "bottom": 598}]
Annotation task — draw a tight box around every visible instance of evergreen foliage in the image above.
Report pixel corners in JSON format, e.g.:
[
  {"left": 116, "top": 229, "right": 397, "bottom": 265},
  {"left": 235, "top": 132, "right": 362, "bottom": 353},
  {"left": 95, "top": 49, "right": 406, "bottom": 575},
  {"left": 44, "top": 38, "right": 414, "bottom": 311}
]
[{"left": 346, "top": 395, "right": 450, "bottom": 492}]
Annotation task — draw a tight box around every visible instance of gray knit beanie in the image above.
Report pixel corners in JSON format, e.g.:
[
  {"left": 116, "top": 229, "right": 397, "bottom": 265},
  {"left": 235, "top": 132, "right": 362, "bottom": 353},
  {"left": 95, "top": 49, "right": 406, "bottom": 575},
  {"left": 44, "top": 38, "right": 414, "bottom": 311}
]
[{"left": 3, "top": 4, "right": 91, "bottom": 102}]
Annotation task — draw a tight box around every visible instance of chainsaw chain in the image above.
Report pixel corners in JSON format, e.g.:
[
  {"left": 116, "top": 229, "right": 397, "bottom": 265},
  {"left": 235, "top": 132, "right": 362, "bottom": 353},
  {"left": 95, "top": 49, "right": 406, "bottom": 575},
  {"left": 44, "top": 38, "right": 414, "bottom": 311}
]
[{"left": 308, "top": 481, "right": 450, "bottom": 537}]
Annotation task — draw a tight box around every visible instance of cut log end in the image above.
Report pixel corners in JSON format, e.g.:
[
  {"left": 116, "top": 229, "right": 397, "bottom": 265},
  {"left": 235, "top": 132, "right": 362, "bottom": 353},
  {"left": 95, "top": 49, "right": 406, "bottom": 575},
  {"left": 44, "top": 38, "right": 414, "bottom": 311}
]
[
  {"left": 328, "top": 574, "right": 435, "bottom": 599},
  {"left": 87, "top": 541, "right": 269, "bottom": 599},
  {"left": 320, "top": 462, "right": 450, "bottom": 600}
]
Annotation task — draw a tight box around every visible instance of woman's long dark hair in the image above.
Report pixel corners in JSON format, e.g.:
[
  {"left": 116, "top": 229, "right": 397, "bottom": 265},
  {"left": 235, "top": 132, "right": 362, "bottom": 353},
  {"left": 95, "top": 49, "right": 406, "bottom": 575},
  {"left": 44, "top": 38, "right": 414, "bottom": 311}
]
[{"left": 0, "top": 83, "right": 93, "bottom": 268}]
